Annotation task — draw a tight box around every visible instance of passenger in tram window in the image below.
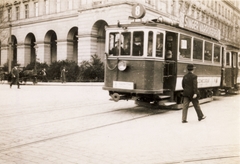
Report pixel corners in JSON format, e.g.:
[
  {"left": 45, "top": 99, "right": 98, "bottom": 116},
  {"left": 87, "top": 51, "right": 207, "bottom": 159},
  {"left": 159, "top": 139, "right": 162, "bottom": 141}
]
[
  {"left": 204, "top": 50, "right": 212, "bottom": 61},
  {"left": 179, "top": 53, "right": 186, "bottom": 59},
  {"left": 132, "top": 37, "right": 143, "bottom": 56},
  {"left": 166, "top": 50, "right": 173, "bottom": 59},
  {"left": 110, "top": 40, "right": 125, "bottom": 56},
  {"left": 123, "top": 41, "right": 130, "bottom": 55},
  {"left": 156, "top": 37, "right": 163, "bottom": 57}
]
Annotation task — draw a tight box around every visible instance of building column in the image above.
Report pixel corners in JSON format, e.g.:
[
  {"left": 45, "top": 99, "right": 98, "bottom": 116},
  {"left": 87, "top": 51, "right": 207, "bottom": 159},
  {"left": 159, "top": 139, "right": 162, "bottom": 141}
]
[
  {"left": 17, "top": 43, "right": 29, "bottom": 67},
  {"left": 97, "top": 37, "right": 105, "bottom": 61},
  {"left": 34, "top": 42, "right": 45, "bottom": 64},
  {"left": 44, "top": 43, "right": 51, "bottom": 65},
  {"left": 17, "top": 44, "right": 26, "bottom": 67},
  {"left": 66, "top": 41, "right": 75, "bottom": 61},
  {"left": 77, "top": 34, "right": 92, "bottom": 63},
  {"left": 56, "top": 40, "right": 67, "bottom": 61},
  {"left": 0, "top": 45, "right": 8, "bottom": 66}
]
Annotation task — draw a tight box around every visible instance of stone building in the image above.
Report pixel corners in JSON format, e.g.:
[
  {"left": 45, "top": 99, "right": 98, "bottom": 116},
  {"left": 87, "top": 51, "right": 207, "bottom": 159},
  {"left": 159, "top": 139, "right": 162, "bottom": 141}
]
[{"left": 0, "top": 0, "right": 239, "bottom": 70}]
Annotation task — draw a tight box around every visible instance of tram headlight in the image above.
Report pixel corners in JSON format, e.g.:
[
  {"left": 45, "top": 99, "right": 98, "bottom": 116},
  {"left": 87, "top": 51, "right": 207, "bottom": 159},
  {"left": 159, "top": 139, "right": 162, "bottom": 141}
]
[{"left": 118, "top": 61, "right": 127, "bottom": 71}]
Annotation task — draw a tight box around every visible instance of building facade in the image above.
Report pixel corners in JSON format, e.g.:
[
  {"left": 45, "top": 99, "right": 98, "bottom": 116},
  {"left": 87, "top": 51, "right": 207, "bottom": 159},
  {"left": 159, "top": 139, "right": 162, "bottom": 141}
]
[{"left": 0, "top": 0, "right": 239, "bottom": 70}]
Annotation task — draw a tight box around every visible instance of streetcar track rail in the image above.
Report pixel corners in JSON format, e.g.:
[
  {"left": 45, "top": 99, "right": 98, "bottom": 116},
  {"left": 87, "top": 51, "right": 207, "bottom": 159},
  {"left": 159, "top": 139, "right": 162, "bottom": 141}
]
[{"left": 0, "top": 108, "right": 164, "bottom": 152}]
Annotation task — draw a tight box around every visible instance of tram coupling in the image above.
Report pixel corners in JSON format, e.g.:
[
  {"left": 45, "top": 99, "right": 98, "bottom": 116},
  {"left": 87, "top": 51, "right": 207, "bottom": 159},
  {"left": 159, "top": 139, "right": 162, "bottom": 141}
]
[{"left": 110, "top": 93, "right": 132, "bottom": 102}]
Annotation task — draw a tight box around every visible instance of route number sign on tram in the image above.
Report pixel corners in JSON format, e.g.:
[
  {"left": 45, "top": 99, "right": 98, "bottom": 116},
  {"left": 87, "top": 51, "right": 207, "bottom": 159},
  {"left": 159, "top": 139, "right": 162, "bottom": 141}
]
[{"left": 131, "top": 4, "right": 146, "bottom": 19}]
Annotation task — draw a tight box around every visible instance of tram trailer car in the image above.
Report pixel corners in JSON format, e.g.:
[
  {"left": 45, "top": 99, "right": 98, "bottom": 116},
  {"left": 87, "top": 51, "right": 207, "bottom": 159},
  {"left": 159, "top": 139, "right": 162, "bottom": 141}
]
[
  {"left": 103, "top": 5, "right": 239, "bottom": 109},
  {"left": 222, "top": 51, "right": 240, "bottom": 94}
]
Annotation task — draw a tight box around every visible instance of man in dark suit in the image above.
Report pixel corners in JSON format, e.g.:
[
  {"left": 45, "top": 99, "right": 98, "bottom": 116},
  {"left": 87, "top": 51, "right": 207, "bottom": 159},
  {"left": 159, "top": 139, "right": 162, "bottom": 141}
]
[
  {"left": 182, "top": 64, "right": 206, "bottom": 123},
  {"left": 10, "top": 64, "right": 20, "bottom": 89}
]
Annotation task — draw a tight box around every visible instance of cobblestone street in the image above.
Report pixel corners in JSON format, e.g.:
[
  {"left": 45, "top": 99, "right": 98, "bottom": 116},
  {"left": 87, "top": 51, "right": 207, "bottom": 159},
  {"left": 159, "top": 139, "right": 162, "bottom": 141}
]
[{"left": 0, "top": 83, "right": 239, "bottom": 164}]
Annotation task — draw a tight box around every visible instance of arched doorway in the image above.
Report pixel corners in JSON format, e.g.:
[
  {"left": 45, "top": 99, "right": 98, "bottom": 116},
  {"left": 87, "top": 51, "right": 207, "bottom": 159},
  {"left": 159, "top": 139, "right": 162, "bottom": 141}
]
[
  {"left": 25, "top": 33, "right": 36, "bottom": 63},
  {"left": 67, "top": 27, "right": 78, "bottom": 62},
  {"left": 44, "top": 30, "right": 57, "bottom": 64},
  {"left": 91, "top": 20, "right": 108, "bottom": 61}
]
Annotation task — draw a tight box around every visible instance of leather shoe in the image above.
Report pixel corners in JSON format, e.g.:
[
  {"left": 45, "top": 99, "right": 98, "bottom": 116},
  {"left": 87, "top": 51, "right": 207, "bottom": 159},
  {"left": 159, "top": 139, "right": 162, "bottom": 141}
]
[
  {"left": 199, "top": 116, "right": 206, "bottom": 121},
  {"left": 182, "top": 120, "right": 188, "bottom": 123}
]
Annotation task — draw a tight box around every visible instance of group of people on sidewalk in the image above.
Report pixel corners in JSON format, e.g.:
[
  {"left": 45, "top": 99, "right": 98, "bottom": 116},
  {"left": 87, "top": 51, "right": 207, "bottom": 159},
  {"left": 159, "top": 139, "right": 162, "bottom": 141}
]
[{"left": 9, "top": 65, "right": 68, "bottom": 89}]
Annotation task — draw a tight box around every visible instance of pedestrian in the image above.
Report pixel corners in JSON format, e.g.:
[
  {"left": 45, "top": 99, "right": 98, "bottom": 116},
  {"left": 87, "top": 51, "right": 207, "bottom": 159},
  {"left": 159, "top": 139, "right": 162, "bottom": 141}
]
[
  {"left": 181, "top": 64, "right": 206, "bottom": 123},
  {"left": 61, "top": 67, "right": 67, "bottom": 83},
  {"left": 10, "top": 64, "right": 20, "bottom": 89},
  {"left": 41, "top": 68, "right": 48, "bottom": 82}
]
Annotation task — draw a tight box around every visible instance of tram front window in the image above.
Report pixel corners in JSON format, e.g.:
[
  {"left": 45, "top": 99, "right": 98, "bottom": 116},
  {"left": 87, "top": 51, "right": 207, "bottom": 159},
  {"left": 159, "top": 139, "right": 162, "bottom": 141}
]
[
  {"left": 132, "top": 31, "right": 144, "bottom": 56},
  {"left": 109, "top": 32, "right": 131, "bottom": 56},
  {"left": 156, "top": 33, "right": 163, "bottom": 57},
  {"left": 148, "top": 31, "right": 153, "bottom": 56}
]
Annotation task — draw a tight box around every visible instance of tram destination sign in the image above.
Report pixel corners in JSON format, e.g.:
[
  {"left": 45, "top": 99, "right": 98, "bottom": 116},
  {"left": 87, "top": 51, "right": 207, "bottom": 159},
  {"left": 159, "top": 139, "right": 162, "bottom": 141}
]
[{"left": 179, "top": 14, "right": 221, "bottom": 40}]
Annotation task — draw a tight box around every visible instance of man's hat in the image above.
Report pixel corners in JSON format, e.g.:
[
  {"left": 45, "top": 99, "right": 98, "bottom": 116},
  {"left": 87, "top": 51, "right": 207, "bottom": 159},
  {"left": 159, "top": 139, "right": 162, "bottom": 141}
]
[{"left": 187, "top": 64, "right": 196, "bottom": 70}]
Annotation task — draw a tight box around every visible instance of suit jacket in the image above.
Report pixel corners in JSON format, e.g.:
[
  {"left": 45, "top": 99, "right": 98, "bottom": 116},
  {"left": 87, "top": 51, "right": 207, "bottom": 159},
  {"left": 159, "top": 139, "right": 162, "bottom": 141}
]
[
  {"left": 182, "top": 72, "right": 198, "bottom": 99},
  {"left": 11, "top": 67, "right": 19, "bottom": 79}
]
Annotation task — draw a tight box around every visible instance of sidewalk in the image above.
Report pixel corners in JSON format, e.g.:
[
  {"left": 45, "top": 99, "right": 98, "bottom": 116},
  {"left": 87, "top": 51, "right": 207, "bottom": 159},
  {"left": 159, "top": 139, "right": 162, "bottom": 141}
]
[{"left": 1, "top": 80, "right": 104, "bottom": 86}]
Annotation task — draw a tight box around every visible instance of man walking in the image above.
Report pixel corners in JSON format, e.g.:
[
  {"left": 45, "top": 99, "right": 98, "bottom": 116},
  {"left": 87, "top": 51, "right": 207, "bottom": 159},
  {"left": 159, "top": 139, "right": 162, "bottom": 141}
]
[
  {"left": 182, "top": 64, "right": 206, "bottom": 123},
  {"left": 10, "top": 64, "right": 20, "bottom": 89}
]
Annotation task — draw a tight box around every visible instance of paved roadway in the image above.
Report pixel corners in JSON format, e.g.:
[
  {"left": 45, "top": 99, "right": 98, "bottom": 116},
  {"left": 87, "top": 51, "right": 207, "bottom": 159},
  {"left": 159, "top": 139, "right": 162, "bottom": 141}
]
[{"left": 0, "top": 83, "right": 239, "bottom": 164}]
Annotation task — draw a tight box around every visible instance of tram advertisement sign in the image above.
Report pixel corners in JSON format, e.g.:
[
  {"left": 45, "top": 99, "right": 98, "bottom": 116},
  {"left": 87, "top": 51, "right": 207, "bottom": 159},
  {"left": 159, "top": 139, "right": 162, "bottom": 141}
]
[
  {"left": 131, "top": 4, "right": 146, "bottom": 19},
  {"left": 179, "top": 13, "right": 220, "bottom": 40}
]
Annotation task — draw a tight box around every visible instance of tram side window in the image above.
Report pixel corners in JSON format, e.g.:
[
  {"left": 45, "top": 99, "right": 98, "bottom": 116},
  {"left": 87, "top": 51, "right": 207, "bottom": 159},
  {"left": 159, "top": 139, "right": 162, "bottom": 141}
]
[
  {"left": 213, "top": 45, "right": 221, "bottom": 63},
  {"left": 156, "top": 33, "right": 163, "bottom": 57},
  {"left": 193, "top": 38, "right": 203, "bottom": 60},
  {"left": 179, "top": 34, "right": 191, "bottom": 60},
  {"left": 232, "top": 52, "right": 237, "bottom": 68},
  {"left": 226, "top": 52, "right": 231, "bottom": 66},
  {"left": 204, "top": 42, "right": 212, "bottom": 62},
  {"left": 132, "top": 31, "right": 144, "bottom": 56},
  {"left": 109, "top": 32, "right": 130, "bottom": 56},
  {"left": 148, "top": 31, "right": 153, "bottom": 56}
]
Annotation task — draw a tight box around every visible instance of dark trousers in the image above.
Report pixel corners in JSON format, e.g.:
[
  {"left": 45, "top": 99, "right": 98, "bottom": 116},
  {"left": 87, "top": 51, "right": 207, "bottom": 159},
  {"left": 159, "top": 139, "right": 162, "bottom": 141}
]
[
  {"left": 10, "top": 77, "right": 20, "bottom": 88},
  {"left": 42, "top": 75, "right": 48, "bottom": 82},
  {"left": 182, "top": 97, "right": 204, "bottom": 121}
]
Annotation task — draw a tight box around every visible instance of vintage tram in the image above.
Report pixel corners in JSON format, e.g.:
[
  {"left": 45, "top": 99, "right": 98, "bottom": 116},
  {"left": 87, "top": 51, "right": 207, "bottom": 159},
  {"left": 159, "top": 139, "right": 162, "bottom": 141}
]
[{"left": 103, "top": 4, "right": 239, "bottom": 108}]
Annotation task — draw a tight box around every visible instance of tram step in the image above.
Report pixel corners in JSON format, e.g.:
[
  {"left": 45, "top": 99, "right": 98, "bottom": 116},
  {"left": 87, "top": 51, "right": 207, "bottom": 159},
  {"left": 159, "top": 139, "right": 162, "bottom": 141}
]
[
  {"left": 158, "top": 101, "right": 176, "bottom": 106},
  {"left": 163, "top": 102, "right": 176, "bottom": 106},
  {"left": 158, "top": 95, "right": 171, "bottom": 99}
]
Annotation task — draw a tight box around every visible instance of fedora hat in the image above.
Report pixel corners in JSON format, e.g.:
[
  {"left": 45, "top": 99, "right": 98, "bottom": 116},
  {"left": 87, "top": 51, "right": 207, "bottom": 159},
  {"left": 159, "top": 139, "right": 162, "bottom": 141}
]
[{"left": 187, "top": 64, "right": 196, "bottom": 70}]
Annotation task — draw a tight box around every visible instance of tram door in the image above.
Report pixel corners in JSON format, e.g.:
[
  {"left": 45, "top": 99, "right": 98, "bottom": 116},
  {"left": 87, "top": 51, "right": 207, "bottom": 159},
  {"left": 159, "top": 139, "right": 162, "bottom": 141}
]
[{"left": 163, "top": 32, "right": 178, "bottom": 93}]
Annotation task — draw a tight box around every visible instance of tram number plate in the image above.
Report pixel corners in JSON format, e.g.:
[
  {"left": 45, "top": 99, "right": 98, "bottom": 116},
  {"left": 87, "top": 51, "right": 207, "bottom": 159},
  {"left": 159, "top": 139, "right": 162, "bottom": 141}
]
[{"left": 113, "top": 81, "right": 134, "bottom": 90}]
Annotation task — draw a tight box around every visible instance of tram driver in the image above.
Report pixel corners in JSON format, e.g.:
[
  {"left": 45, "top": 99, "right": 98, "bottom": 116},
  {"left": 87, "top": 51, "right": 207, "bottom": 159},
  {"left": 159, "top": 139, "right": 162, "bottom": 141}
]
[
  {"left": 110, "top": 40, "right": 125, "bottom": 56},
  {"left": 133, "top": 37, "right": 143, "bottom": 56}
]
